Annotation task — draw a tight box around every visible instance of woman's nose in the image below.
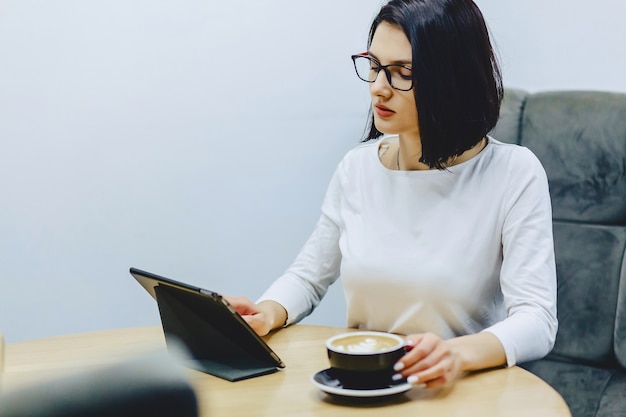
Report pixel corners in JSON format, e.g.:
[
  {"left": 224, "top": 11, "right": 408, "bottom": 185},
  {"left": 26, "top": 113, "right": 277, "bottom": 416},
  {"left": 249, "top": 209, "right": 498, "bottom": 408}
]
[{"left": 370, "top": 69, "right": 392, "bottom": 96}]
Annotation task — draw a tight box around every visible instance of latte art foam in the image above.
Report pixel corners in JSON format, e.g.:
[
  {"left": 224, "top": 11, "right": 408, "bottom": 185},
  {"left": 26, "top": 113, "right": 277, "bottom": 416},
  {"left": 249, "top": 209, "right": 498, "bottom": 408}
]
[{"left": 332, "top": 336, "right": 399, "bottom": 353}]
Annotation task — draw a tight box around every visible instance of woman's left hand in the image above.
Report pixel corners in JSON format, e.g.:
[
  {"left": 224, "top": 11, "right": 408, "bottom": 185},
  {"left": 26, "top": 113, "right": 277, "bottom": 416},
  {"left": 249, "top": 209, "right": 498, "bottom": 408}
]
[{"left": 393, "top": 332, "right": 463, "bottom": 388}]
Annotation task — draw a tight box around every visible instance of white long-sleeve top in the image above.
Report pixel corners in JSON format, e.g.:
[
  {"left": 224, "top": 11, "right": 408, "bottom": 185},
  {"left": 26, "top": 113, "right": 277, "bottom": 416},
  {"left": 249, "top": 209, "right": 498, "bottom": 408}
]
[{"left": 259, "top": 136, "right": 557, "bottom": 367}]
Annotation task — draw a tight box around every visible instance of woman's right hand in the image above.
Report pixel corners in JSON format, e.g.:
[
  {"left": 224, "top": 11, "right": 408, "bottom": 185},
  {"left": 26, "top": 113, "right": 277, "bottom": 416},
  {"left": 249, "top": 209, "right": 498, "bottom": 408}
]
[{"left": 223, "top": 296, "right": 287, "bottom": 336}]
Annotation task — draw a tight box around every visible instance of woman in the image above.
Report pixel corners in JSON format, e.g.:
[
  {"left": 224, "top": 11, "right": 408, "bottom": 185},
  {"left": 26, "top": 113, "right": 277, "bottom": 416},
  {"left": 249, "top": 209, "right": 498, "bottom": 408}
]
[{"left": 228, "top": 0, "right": 557, "bottom": 388}]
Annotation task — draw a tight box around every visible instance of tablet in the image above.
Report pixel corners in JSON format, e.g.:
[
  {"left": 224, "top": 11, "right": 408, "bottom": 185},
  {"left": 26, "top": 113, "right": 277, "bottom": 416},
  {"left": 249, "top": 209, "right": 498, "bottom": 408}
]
[{"left": 129, "top": 267, "right": 285, "bottom": 381}]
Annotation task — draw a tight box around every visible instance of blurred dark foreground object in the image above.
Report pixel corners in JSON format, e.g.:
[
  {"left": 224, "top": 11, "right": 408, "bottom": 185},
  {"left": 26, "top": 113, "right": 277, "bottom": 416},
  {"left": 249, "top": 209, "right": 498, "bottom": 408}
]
[{"left": 0, "top": 346, "right": 198, "bottom": 417}]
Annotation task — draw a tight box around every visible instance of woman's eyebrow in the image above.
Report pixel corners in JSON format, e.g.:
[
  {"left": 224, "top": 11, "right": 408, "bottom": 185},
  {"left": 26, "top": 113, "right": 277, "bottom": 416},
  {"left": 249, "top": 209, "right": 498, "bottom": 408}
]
[{"left": 368, "top": 51, "right": 412, "bottom": 66}]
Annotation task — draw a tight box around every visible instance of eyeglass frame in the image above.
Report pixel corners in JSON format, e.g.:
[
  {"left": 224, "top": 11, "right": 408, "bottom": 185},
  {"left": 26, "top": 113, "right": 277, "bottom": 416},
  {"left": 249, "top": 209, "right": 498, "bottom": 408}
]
[{"left": 350, "top": 52, "right": 414, "bottom": 92}]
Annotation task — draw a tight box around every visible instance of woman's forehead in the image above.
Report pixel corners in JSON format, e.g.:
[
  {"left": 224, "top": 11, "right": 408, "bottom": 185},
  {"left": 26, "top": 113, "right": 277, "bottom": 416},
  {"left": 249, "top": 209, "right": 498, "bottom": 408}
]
[{"left": 369, "top": 22, "right": 412, "bottom": 64}]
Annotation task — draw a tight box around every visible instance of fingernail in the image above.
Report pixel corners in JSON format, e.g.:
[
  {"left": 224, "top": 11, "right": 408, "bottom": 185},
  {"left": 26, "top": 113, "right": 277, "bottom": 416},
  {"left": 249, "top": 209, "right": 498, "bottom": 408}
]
[
  {"left": 392, "top": 373, "right": 403, "bottom": 381},
  {"left": 407, "top": 375, "right": 419, "bottom": 385},
  {"left": 393, "top": 362, "right": 405, "bottom": 371}
]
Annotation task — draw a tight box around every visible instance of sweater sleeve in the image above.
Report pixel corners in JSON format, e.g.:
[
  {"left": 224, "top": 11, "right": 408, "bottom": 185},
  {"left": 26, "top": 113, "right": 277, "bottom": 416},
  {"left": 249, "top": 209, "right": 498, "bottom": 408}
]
[
  {"left": 482, "top": 148, "right": 558, "bottom": 367},
  {"left": 257, "top": 163, "right": 344, "bottom": 325}
]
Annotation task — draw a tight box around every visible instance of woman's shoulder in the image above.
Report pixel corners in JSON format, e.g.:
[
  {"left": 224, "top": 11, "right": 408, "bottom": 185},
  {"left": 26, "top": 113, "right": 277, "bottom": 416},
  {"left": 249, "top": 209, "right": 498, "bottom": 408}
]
[
  {"left": 487, "top": 137, "right": 545, "bottom": 170},
  {"left": 348, "top": 137, "right": 387, "bottom": 154},
  {"left": 338, "top": 137, "right": 387, "bottom": 167},
  {"left": 485, "top": 138, "right": 549, "bottom": 190}
]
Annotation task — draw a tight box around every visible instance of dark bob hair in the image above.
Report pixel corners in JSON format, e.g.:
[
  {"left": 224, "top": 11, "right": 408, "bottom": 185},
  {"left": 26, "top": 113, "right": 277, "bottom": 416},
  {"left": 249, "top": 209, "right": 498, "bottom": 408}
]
[{"left": 364, "top": 0, "right": 503, "bottom": 169}]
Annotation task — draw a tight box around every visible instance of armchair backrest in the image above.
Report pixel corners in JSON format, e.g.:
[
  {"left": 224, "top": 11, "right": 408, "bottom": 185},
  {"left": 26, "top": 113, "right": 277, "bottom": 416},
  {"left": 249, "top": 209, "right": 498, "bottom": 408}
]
[{"left": 493, "top": 89, "right": 626, "bottom": 368}]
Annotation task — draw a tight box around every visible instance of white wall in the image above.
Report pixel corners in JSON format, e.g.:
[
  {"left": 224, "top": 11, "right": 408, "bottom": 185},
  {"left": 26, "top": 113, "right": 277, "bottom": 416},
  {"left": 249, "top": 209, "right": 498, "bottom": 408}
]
[
  {"left": 1, "top": 0, "right": 625, "bottom": 343},
  {"left": 476, "top": 0, "right": 626, "bottom": 93}
]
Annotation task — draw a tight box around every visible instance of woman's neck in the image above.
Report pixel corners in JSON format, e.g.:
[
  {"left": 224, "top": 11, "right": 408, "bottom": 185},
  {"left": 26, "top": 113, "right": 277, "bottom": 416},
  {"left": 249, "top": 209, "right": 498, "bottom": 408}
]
[
  {"left": 396, "top": 135, "right": 488, "bottom": 171},
  {"left": 397, "top": 134, "right": 428, "bottom": 171}
]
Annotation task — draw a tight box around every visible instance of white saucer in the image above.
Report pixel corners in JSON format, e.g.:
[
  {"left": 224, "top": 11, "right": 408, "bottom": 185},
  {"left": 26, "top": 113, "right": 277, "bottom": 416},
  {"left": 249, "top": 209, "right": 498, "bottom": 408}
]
[{"left": 311, "top": 368, "right": 412, "bottom": 398}]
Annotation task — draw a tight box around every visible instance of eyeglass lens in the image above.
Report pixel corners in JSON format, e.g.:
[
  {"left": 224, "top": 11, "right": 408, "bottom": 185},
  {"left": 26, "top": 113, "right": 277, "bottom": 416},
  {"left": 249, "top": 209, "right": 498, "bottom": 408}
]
[{"left": 352, "top": 55, "right": 413, "bottom": 91}]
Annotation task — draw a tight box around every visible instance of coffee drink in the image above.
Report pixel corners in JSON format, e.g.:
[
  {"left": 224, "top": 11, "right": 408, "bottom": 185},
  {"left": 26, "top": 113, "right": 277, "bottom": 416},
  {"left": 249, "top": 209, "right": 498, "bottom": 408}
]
[{"left": 329, "top": 334, "right": 401, "bottom": 354}]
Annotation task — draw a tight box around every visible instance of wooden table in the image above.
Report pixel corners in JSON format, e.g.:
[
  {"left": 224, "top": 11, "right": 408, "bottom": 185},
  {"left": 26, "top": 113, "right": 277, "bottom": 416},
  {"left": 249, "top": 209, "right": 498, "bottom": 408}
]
[{"left": 2, "top": 325, "right": 571, "bottom": 417}]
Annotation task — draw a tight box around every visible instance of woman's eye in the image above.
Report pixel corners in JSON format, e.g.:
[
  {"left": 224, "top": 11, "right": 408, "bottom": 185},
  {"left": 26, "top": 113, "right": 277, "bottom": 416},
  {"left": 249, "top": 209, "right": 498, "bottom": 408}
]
[{"left": 390, "top": 66, "right": 412, "bottom": 80}]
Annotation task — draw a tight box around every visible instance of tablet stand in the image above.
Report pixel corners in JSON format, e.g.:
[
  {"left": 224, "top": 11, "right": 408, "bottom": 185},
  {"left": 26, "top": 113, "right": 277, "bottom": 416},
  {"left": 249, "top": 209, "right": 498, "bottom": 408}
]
[{"left": 154, "top": 285, "right": 280, "bottom": 381}]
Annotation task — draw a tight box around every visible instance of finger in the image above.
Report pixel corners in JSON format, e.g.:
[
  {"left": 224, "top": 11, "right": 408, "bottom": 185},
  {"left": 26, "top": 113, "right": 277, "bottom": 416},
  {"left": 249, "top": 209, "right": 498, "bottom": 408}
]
[
  {"left": 242, "top": 314, "right": 270, "bottom": 336},
  {"left": 405, "top": 358, "right": 449, "bottom": 382},
  {"left": 403, "top": 334, "right": 425, "bottom": 349},
  {"left": 223, "top": 295, "right": 248, "bottom": 307},
  {"left": 408, "top": 357, "right": 456, "bottom": 387},
  {"left": 225, "top": 296, "right": 258, "bottom": 315},
  {"left": 419, "top": 375, "right": 448, "bottom": 389},
  {"left": 394, "top": 336, "right": 428, "bottom": 372},
  {"left": 422, "top": 364, "right": 457, "bottom": 388},
  {"left": 408, "top": 343, "right": 449, "bottom": 374},
  {"left": 398, "top": 335, "right": 439, "bottom": 370}
]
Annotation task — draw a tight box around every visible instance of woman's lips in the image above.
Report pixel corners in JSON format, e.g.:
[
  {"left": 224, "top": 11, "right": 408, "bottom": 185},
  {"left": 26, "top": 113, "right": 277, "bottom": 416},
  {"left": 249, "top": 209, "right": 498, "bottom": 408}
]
[{"left": 375, "top": 104, "right": 395, "bottom": 118}]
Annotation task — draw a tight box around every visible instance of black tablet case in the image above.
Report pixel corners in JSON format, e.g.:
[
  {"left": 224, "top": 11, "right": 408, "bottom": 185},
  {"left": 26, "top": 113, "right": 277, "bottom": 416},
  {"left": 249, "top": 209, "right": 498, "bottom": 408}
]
[{"left": 146, "top": 280, "right": 282, "bottom": 382}]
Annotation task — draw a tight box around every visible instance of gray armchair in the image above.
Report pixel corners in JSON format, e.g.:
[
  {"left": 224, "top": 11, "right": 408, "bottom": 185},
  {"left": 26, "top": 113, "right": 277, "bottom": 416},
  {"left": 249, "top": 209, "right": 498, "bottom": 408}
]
[{"left": 492, "top": 88, "right": 626, "bottom": 417}]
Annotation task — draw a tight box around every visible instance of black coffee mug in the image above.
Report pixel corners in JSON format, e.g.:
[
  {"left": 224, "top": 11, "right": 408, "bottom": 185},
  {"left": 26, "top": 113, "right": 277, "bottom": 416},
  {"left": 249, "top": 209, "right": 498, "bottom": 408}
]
[{"left": 326, "top": 331, "right": 406, "bottom": 388}]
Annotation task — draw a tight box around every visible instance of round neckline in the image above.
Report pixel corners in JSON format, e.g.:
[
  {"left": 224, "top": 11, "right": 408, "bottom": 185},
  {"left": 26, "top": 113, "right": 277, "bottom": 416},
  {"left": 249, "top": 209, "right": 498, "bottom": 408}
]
[{"left": 375, "top": 135, "right": 491, "bottom": 174}]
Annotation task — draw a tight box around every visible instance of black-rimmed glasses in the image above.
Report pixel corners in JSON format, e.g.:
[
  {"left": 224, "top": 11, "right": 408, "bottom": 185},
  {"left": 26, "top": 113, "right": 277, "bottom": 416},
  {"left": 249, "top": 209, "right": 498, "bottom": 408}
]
[{"left": 351, "top": 53, "right": 413, "bottom": 91}]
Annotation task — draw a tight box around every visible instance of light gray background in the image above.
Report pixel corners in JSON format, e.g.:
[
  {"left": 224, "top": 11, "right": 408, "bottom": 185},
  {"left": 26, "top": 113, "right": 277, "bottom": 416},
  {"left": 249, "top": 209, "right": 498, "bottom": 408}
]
[{"left": 1, "top": 0, "right": 625, "bottom": 343}]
